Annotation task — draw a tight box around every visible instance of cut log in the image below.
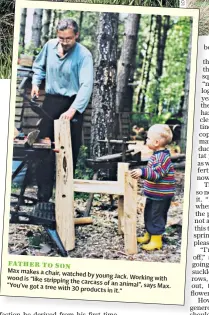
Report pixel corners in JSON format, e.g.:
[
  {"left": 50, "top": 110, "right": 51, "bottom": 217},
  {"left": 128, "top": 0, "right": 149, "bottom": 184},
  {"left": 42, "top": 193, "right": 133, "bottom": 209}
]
[{"left": 74, "top": 217, "right": 93, "bottom": 225}]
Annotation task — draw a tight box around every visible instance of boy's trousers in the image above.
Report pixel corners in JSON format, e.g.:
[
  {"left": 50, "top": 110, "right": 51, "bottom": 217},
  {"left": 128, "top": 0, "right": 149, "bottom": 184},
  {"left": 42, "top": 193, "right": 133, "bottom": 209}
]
[
  {"left": 144, "top": 197, "right": 172, "bottom": 235},
  {"left": 35, "top": 94, "right": 83, "bottom": 202}
]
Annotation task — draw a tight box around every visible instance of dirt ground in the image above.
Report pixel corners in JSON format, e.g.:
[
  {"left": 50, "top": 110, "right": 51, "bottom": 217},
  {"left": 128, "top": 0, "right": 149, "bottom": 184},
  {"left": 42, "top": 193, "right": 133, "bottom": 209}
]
[{"left": 8, "top": 170, "right": 184, "bottom": 263}]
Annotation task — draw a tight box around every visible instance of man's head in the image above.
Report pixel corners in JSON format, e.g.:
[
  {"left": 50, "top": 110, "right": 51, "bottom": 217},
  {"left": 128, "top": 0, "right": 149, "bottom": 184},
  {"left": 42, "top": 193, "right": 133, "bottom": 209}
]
[
  {"left": 146, "top": 124, "right": 173, "bottom": 150},
  {"left": 57, "top": 19, "right": 79, "bottom": 52}
]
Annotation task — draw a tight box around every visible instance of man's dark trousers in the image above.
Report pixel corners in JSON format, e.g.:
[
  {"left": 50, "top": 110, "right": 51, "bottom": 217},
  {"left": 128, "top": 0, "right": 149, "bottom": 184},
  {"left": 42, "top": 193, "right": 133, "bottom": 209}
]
[{"left": 36, "top": 94, "right": 83, "bottom": 202}]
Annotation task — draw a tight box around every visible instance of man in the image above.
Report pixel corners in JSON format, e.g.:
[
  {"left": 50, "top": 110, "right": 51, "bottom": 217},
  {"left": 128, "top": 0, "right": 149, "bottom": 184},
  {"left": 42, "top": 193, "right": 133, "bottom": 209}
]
[{"left": 31, "top": 18, "right": 94, "bottom": 202}]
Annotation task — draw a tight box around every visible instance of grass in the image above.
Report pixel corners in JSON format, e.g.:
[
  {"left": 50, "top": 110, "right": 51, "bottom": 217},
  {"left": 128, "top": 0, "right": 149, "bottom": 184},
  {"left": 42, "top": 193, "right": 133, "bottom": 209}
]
[
  {"left": 0, "top": 52, "right": 12, "bottom": 79},
  {"left": 0, "top": 0, "right": 178, "bottom": 79},
  {"left": 187, "top": 0, "right": 209, "bottom": 35},
  {"left": 60, "top": 0, "right": 179, "bottom": 5},
  {"left": 0, "top": 0, "right": 15, "bottom": 78}
]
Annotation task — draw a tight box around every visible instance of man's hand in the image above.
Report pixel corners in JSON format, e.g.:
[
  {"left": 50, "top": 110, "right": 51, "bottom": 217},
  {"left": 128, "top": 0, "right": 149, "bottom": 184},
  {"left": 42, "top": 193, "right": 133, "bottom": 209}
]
[
  {"left": 59, "top": 107, "right": 77, "bottom": 120},
  {"left": 31, "top": 85, "right": 39, "bottom": 98},
  {"left": 130, "top": 169, "right": 142, "bottom": 180}
]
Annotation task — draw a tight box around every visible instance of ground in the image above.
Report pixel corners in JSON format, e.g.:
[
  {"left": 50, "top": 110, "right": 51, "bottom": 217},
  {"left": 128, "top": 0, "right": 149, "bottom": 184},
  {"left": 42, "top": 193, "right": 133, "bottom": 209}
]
[{"left": 8, "top": 171, "right": 184, "bottom": 263}]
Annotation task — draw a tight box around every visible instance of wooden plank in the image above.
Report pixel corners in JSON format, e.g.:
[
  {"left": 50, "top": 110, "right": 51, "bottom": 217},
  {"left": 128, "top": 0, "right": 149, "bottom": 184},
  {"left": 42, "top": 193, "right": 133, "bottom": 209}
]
[
  {"left": 83, "top": 108, "right": 92, "bottom": 116},
  {"left": 13, "top": 139, "right": 51, "bottom": 149},
  {"left": 22, "top": 124, "right": 39, "bottom": 128},
  {"left": 15, "top": 116, "right": 22, "bottom": 122},
  {"left": 22, "top": 117, "right": 39, "bottom": 125},
  {"left": 16, "top": 96, "right": 23, "bottom": 102},
  {"left": 82, "top": 121, "right": 92, "bottom": 128},
  {"left": 15, "top": 103, "right": 24, "bottom": 108},
  {"left": 123, "top": 171, "right": 137, "bottom": 255},
  {"left": 94, "top": 149, "right": 133, "bottom": 161},
  {"left": 54, "top": 119, "right": 75, "bottom": 251},
  {"left": 21, "top": 108, "right": 39, "bottom": 118},
  {"left": 15, "top": 108, "right": 24, "bottom": 116},
  {"left": 73, "top": 179, "right": 123, "bottom": 195},
  {"left": 117, "top": 163, "right": 129, "bottom": 235}
]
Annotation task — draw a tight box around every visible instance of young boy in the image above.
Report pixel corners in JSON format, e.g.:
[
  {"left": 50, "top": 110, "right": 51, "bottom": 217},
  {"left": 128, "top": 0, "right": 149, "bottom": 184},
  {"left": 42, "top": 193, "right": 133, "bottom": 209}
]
[{"left": 131, "top": 124, "right": 175, "bottom": 251}]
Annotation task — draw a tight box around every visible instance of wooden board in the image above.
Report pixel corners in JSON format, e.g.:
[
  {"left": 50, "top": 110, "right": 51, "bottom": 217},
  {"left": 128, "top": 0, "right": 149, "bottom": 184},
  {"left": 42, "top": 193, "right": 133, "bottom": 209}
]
[
  {"left": 117, "top": 163, "right": 129, "bottom": 235},
  {"left": 54, "top": 119, "right": 75, "bottom": 251},
  {"left": 13, "top": 138, "right": 51, "bottom": 149},
  {"left": 123, "top": 171, "right": 137, "bottom": 254},
  {"left": 73, "top": 179, "right": 123, "bottom": 195}
]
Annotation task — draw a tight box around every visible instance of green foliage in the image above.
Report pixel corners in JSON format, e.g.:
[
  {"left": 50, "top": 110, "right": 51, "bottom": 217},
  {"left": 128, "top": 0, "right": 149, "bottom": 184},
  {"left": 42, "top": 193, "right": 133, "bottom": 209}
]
[
  {"left": 28, "top": 234, "right": 42, "bottom": 248},
  {"left": 18, "top": 42, "right": 42, "bottom": 57},
  {"left": 11, "top": 183, "right": 20, "bottom": 192},
  {"left": 158, "top": 17, "right": 191, "bottom": 113},
  {"left": 133, "top": 15, "right": 191, "bottom": 119},
  {"left": 131, "top": 113, "right": 150, "bottom": 129},
  {"left": 74, "top": 145, "right": 93, "bottom": 201},
  {"left": 75, "top": 145, "right": 93, "bottom": 180},
  {"left": 131, "top": 111, "right": 172, "bottom": 129},
  {"left": 0, "top": 52, "right": 12, "bottom": 79}
]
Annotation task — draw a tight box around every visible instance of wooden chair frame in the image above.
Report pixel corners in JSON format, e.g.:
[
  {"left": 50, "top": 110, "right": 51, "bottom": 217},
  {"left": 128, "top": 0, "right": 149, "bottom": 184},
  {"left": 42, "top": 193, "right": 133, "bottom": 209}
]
[{"left": 54, "top": 120, "right": 138, "bottom": 255}]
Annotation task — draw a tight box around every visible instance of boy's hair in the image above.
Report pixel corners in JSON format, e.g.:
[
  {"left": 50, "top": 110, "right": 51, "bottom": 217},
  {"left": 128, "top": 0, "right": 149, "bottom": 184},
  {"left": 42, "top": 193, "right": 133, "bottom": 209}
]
[{"left": 149, "top": 124, "right": 173, "bottom": 146}]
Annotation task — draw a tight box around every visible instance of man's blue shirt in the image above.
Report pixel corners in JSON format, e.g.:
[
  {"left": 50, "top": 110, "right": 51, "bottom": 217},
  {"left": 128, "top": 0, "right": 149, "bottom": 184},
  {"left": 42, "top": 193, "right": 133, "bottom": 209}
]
[{"left": 32, "top": 39, "right": 94, "bottom": 113}]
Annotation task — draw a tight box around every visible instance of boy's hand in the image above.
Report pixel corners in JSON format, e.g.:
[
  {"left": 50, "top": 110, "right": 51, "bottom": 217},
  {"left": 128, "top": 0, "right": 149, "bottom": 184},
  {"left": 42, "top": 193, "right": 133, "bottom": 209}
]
[{"left": 130, "top": 169, "right": 142, "bottom": 179}]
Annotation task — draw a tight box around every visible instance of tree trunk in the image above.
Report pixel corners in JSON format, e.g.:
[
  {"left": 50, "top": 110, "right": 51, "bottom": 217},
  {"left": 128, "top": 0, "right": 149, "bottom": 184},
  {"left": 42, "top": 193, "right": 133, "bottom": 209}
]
[
  {"left": 90, "top": 13, "right": 119, "bottom": 159},
  {"left": 141, "top": 20, "right": 157, "bottom": 113},
  {"left": 155, "top": 15, "right": 170, "bottom": 114},
  {"left": 78, "top": 11, "right": 84, "bottom": 42},
  {"left": 19, "top": 8, "right": 27, "bottom": 50},
  {"left": 179, "top": 22, "right": 192, "bottom": 153},
  {"left": 52, "top": 10, "right": 62, "bottom": 38},
  {"left": 116, "top": 14, "right": 140, "bottom": 113},
  {"left": 48, "top": 10, "right": 55, "bottom": 39},
  {"left": 136, "top": 15, "right": 154, "bottom": 112},
  {"left": 41, "top": 9, "right": 51, "bottom": 46},
  {"left": 31, "top": 9, "right": 43, "bottom": 48}
]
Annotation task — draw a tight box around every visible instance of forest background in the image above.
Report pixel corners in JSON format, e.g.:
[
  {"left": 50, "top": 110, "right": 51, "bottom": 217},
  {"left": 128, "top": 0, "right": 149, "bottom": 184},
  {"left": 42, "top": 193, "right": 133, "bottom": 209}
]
[{"left": 11, "top": 2, "right": 191, "bottom": 156}]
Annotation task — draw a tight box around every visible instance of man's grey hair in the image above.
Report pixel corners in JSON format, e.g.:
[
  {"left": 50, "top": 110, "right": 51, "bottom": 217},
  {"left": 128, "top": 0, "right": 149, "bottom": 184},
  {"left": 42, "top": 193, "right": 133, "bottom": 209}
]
[{"left": 57, "top": 18, "right": 79, "bottom": 34}]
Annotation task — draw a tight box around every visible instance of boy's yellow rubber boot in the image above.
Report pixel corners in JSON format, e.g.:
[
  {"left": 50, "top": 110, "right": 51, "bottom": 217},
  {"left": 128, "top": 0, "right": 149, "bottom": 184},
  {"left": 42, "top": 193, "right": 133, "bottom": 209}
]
[
  {"left": 141, "top": 235, "right": 162, "bottom": 251},
  {"left": 137, "top": 232, "right": 150, "bottom": 244}
]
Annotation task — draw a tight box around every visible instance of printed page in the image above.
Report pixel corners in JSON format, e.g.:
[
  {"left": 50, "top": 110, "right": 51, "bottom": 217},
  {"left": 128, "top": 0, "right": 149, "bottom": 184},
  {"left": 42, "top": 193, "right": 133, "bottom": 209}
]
[
  {"left": 180, "top": 0, "right": 209, "bottom": 312},
  {"left": 0, "top": 0, "right": 199, "bottom": 305}
]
